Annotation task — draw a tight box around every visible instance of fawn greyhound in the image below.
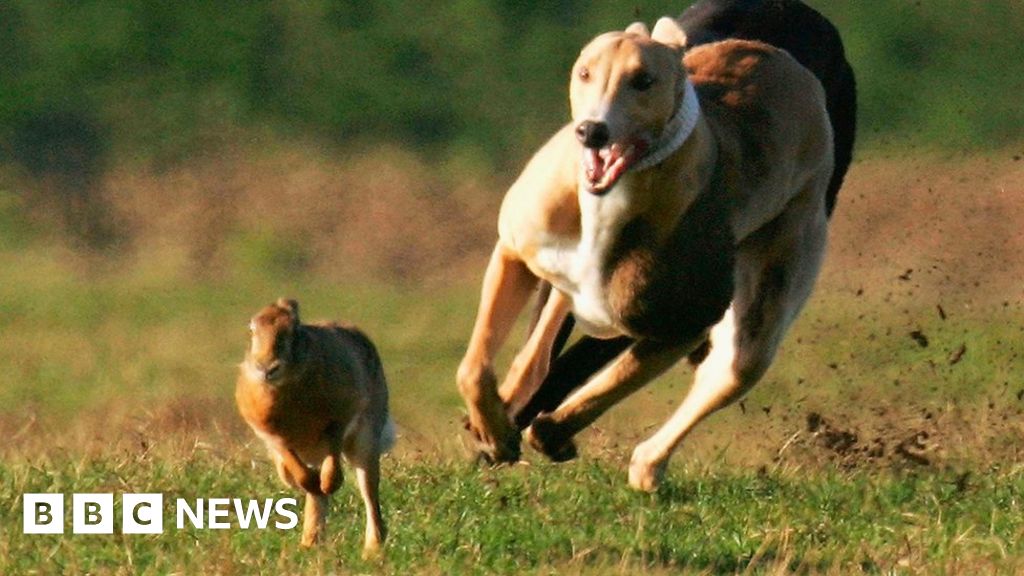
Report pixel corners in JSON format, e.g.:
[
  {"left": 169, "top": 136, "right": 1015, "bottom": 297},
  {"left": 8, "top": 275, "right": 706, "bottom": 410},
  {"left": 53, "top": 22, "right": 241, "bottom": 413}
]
[
  {"left": 512, "top": 0, "right": 857, "bottom": 431},
  {"left": 457, "top": 15, "right": 835, "bottom": 491}
]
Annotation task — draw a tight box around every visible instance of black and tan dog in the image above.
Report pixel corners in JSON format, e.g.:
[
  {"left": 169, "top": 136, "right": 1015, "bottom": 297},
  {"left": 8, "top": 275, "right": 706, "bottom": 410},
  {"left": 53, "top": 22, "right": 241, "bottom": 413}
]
[{"left": 458, "top": 2, "right": 854, "bottom": 491}]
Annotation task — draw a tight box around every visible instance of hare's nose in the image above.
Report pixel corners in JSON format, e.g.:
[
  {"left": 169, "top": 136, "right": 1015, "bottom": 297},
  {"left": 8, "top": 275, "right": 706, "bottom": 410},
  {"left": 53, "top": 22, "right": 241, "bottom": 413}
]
[{"left": 257, "top": 361, "right": 283, "bottom": 381}]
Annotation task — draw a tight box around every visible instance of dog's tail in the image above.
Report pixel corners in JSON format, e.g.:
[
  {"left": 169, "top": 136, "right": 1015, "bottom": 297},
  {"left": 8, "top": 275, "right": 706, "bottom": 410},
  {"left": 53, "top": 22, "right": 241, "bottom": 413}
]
[{"left": 823, "top": 57, "right": 857, "bottom": 217}]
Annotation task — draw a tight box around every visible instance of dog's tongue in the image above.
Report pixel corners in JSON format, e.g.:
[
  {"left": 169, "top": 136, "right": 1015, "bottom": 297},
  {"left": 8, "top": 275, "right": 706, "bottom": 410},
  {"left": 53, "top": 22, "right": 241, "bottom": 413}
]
[{"left": 583, "top": 144, "right": 635, "bottom": 194}]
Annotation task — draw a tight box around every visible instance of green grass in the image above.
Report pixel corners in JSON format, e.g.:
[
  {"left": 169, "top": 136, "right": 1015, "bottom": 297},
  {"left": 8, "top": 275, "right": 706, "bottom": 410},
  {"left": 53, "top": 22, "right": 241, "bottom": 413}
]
[{"left": 4, "top": 453, "right": 1024, "bottom": 575}]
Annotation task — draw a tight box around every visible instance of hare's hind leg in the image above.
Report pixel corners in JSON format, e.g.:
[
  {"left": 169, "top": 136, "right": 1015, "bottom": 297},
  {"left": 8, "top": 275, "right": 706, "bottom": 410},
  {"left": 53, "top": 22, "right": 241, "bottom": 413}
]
[
  {"left": 354, "top": 456, "right": 385, "bottom": 558},
  {"left": 346, "top": 425, "right": 386, "bottom": 559}
]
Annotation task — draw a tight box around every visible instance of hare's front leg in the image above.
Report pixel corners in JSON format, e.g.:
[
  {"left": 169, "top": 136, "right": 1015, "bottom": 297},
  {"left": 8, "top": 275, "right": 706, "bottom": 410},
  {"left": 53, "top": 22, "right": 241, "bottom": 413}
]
[{"left": 300, "top": 492, "right": 328, "bottom": 547}]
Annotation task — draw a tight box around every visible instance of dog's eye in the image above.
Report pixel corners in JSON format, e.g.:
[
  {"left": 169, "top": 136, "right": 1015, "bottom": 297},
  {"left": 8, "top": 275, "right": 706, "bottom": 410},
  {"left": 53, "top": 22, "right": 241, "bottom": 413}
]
[
  {"left": 630, "top": 71, "right": 655, "bottom": 91},
  {"left": 578, "top": 67, "right": 590, "bottom": 82}
]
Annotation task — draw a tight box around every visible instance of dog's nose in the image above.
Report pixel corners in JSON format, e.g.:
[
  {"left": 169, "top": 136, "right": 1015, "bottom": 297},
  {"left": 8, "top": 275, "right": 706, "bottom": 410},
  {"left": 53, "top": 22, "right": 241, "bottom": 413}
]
[{"left": 576, "top": 121, "right": 610, "bottom": 149}]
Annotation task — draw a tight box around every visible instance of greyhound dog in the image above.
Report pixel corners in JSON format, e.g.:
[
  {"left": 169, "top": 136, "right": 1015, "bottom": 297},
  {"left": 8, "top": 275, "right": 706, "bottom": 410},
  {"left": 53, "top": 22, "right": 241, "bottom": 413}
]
[
  {"left": 513, "top": 0, "right": 856, "bottom": 432},
  {"left": 458, "top": 1, "right": 854, "bottom": 491}
]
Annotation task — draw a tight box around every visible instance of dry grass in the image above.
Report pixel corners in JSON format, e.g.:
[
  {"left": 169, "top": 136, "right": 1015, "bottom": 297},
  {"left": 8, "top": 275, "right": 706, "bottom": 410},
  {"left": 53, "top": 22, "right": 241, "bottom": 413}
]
[
  {"left": 9, "top": 141, "right": 500, "bottom": 283},
  {"left": 9, "top": 141, "right": 1024, "bottom": 291}
]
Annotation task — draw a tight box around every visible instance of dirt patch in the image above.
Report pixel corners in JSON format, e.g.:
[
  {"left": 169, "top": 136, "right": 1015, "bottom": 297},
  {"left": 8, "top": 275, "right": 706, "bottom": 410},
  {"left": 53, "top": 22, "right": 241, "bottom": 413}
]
[
  {"left": 771, "top": 401, "right": 1024, "bottom": 472},
  {"left": 14, "top": 142, "right": 501, "bottom": 283},
  {"left": 795, "top": 410, "right": 934, "bottom": 468}
]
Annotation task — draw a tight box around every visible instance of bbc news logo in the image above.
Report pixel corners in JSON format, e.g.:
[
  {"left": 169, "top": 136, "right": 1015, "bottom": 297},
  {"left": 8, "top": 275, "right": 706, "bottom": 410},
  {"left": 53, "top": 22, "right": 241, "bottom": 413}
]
[{"left": 23, "top": 493, "right": 299, "bottom": 534}]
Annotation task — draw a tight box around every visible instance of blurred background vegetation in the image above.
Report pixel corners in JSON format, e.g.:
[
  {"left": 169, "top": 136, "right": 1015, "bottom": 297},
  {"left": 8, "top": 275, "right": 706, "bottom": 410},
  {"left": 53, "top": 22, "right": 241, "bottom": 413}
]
[
  {"left": 3, "top": 1, "right": 1023, "bottom": 165},
  {"left": 0, "top": 0, "right": 1022, "bottom": 275}
]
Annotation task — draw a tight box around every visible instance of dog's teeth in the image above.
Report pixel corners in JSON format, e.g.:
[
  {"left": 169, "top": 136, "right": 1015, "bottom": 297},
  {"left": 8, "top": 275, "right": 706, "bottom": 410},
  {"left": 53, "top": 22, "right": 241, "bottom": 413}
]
[{"left": 584, "top": 149, "right": 604, "bottom": 183}]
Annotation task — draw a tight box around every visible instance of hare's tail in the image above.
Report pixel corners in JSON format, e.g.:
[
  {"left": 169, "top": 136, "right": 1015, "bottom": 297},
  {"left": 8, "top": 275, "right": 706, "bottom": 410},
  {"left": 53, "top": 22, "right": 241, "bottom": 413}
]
[{"left": 379, "top": 415, "right": 396, "bottom": 454}]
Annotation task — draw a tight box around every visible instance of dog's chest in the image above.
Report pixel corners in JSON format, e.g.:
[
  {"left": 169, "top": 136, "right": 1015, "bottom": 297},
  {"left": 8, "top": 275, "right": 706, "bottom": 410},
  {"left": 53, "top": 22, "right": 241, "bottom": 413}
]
[{"left": 529, "top": 186, "right": 636, "bottom": 338}]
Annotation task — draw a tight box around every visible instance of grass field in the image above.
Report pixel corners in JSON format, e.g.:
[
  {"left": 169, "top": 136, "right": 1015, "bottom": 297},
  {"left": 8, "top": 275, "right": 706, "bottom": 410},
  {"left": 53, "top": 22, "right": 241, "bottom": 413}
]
[
  {"left": 2, "top": 150, "right": 1023, "bottom": 574},
  {"left": 5, "top": 453, "right": 1024, "bottom": 575}
]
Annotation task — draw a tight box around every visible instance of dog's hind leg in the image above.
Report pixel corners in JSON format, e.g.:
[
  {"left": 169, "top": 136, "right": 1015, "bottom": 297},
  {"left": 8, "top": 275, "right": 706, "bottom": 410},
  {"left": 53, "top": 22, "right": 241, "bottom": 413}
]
[
  {"left": 457, "top": 243, "right": 539, "bottom": 463},
  {"left": 626, "top": 307, "right": 742, "bottom": 491},
  {"left": 628, "top": 186, "right": 829, "bottom": 491},
  {"left": 525, "top": 337, "right": 700, "bottom": 461},
  {"left": 513, "top": 333, "right": 633, "bottom": 428}
]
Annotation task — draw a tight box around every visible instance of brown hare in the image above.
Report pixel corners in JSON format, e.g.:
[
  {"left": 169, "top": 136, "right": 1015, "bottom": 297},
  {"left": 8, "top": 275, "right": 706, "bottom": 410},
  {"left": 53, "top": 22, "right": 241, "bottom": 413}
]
[{"left": 236, "top": 298, "right": 394, "bottom": 557}]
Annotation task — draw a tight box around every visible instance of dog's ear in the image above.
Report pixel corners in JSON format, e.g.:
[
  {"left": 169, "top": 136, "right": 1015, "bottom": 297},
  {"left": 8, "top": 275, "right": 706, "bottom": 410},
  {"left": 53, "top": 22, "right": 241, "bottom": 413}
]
[
  {"left": 651, "top": 16, "right": 687, "bottom": 50},
  {"left": 625, "top": 21, "right": 650, "bottom": 37}
]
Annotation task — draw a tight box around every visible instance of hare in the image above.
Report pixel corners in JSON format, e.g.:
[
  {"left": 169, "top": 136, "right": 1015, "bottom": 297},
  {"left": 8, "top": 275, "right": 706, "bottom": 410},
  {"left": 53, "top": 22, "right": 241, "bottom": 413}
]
[{"left": 236, "top": 298, "right": 394, "bottom": 557}]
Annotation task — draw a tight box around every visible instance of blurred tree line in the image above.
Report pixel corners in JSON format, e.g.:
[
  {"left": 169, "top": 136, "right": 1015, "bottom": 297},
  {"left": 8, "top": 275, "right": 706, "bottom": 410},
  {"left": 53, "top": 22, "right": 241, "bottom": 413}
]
[
  {"left": 2, "top": 0, "right": 1022, "bottom": 174},
  {"left": 0, "top": 0, "right": 1022, "bottom": 258},
  {"left": 2, "top": 0, "right": 654, "bottom": 174}
]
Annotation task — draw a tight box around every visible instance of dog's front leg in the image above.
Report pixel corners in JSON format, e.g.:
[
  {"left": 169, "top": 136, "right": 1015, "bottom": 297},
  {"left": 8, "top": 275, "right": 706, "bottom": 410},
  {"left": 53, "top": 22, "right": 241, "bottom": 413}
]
[
  {"left": 525, "top": 337, "right": 698, "bottom": 462},
  {"left": 457, "top": 242, "right": 538, "bottom": 463},
  {"left": 498, "top": 288, "right": 571, "bottom": 417}
]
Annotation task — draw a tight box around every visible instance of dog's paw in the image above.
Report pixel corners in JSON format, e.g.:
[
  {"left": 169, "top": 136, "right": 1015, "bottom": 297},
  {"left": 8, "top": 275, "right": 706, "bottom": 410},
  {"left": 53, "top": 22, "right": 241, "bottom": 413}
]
[
  {"left": 628, "top": 445, "right": 668, "bottom": 492},
  {"left": 459, "top": 374, "right": 523, "bottom": 465},
  {"left": 463, "top": 415, "right": 522, "bottom": 465},
  {"left": 525, "top": 414, "right": 578, "bottom": 462},
  {"left": 481, "top": 433, "right": 523, "bottom": 465}
]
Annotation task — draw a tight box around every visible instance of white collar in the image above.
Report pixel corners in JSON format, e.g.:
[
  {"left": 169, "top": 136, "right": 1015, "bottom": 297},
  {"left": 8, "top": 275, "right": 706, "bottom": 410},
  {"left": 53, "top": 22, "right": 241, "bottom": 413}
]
[{"left": 632, "top": 78, "right": 701, "bottom": 172}]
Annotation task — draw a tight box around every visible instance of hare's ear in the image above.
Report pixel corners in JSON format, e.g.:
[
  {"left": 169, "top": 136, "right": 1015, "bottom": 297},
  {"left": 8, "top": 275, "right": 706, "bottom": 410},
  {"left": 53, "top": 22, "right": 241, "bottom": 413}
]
[
  {"left": 651, "top": 16, "right": 687, "bottom": 50},
  {"left": 625, "top": 21, "right": 650, "bottom": 37},
  {"left": 275, "top": 297, "right": 300, "bottom": 325}
]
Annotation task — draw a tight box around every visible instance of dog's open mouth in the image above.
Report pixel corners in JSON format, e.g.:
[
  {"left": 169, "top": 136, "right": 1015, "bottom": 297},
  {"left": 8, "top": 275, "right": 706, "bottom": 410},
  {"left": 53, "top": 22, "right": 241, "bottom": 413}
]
[{"left": 582, "top": 142, "right": 644, "bottom": 194}]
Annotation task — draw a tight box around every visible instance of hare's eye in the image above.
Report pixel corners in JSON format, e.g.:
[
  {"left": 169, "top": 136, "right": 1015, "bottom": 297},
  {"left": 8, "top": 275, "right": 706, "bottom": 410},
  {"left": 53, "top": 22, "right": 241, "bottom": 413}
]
[
  {"left": 630, "top": 71, "right": 655, "bottom": 91},
  {"left": 578, "top": 66, "right": 590, "bottom": 81}
]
